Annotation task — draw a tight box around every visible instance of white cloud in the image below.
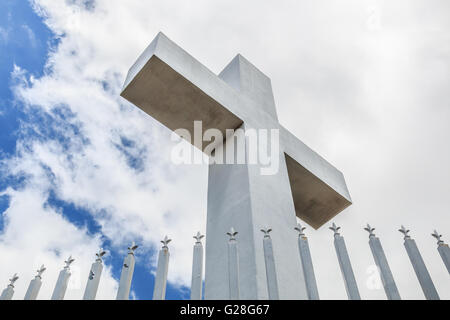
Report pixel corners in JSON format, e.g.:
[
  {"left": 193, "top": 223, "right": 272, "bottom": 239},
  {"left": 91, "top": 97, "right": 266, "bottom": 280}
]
[
  {"left": 0, "top": 0, "right": 448, "bottom": 300},
  {"left": 2, "top": 0, "right": 210, "bottom": 295}
]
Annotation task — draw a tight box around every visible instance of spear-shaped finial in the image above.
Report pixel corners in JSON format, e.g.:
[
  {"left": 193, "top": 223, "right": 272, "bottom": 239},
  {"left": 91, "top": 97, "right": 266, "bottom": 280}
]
[
  {"left": 161, "top": 236, "right": 172, "bottom": 248},
  {"left": 294, "top": 223, "right": 306, "bottom": 237},
  {"left": 398, "top": 225, "right": 411, "bottom": 239},
  {"left": 364, "top": 224, "right": 376, "bottom": 238},
  {"left": 431, "top": 230, "right": 444, "bottom": 246},
  {"left": 329, "top": 222, "right": 341, "bottom": 236},
  {"left": 260, "top": 227, "right": 272, "bottom": 238},
  {"left": 95, "top": 249, "right": 107, "bottom": 262},
  {"left": 127, "top": 242, "right": 138, "bottom": 254},
  {"left": 8, "top": 273, "right": 19, "bottom": 287},
  {"left": 193, "top": 232, "right": 204, "bottom": 244},
  {"left": 227, "top": 227, "right": 238, "bottom": 241},
  {"left": 64, "top": 255, "right": 75, "bottom": 269},
  {"left": 36, "top": 265, "right": 46, "bottom": 278}
]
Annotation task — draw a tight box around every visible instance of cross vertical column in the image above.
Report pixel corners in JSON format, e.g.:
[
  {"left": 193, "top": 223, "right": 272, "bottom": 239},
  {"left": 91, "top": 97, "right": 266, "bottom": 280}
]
[
  {"left": 153, "top": 236, "right": 171, "bottom": 300},
  {"left": 295, "top": 224, "right": 319, "bottom": 300},
  {"left": 364, "top": 225, "right": 400, "bottom": 300},
  {"left": 206, "top": 56, "right": 308, "bottom": 300},
  {"left": 399, "top": 226, "right": 439, "bottom": 300},
  {"left": 330, "top": 223, "right": 361, "bottom": 300},
  {"left": 190, "top": 232, "right": 204, "bottom": 300},
  {"left": 116, "top": 243, "right": 138, "bottom": 300}
]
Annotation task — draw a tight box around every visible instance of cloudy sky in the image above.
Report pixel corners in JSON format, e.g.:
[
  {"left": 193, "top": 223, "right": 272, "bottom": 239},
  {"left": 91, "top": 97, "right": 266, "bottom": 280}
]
[{"left": 0, "top": 0, "right": 449, "bottom": 300}]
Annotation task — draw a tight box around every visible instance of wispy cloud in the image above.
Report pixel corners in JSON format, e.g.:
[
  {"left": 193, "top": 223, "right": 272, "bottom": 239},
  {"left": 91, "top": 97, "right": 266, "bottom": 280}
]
[
  {"left": 21, "top": 24, "right": 38, "bottom": 48},
  {"left": 0, "top": 26, "right": 8, "bottom": 43}
]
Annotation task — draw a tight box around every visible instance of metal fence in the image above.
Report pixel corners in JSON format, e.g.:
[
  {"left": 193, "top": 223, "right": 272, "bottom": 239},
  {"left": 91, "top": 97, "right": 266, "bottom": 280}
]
[{"left": 1, "top": 223, "right": 448, "bottom": 300}]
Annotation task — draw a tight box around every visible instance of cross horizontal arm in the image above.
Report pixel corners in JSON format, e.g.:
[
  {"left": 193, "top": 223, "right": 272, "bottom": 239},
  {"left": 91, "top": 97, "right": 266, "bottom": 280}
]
[
  {"left": 281, "top": 126, "right": 352, "bottom": 228},
  {"left": 122, "top": 32, "right": 244, "bottom": 152}
]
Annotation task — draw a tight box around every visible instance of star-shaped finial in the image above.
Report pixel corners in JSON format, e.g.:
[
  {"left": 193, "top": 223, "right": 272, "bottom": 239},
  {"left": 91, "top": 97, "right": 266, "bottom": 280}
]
[
  {"left": 193, "top": 232, "right": 204, "bottom": 244},
  {"left": 96, "top": 249, "right": 107, "bottom": 262},
  {"left": 431, "top": 230, "right": 444, "bottom": 245},
  {"left": 64, "top": 255, "right": 75, "bottom": 269},
  {"left": 364, "top": 224, "right": 376, "bottom": 238},
  {"left": 36, "top": 265, "right": 46, "bottom": 278},
  {"left": 329, "top": 222, "right": 341, "bottom": 235},
  {"left": 9, "top": 273, "right": 18, "bottom": 287},
  {"left": 294, "top": 223, "right": 306, "bottom": 237},
  {"left": 128, "top": 242, "right": 138, "bottom": 254},
  {"left": 398, "top": 225, "right": 411, "bottom": 239},
  {"left": 260, "top": 227, "right": 272, "bottom": 238},
  {"left": 161, "top": 236, "right": 172, "bottom": 248},
  {"left": 227, "top": 227, "right": 238, "bottom": 241}
]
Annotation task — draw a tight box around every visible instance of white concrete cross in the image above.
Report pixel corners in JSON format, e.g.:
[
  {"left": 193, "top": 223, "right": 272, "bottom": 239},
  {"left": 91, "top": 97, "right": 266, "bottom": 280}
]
[{"left": 121, "top": 32, "right": 352, "bottom": 299}]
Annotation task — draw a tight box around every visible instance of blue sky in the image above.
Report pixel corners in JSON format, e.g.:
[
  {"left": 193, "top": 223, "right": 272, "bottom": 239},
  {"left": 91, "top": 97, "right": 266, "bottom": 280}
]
[
  {"left": 0, "top": 0, "right": 51, "bottom": 157},
  {"left": 0, "top": 0, "right": 188, "bottom": 300},
  {"left": 0, "top": 0, "right": 449, "bottom": 300}
]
